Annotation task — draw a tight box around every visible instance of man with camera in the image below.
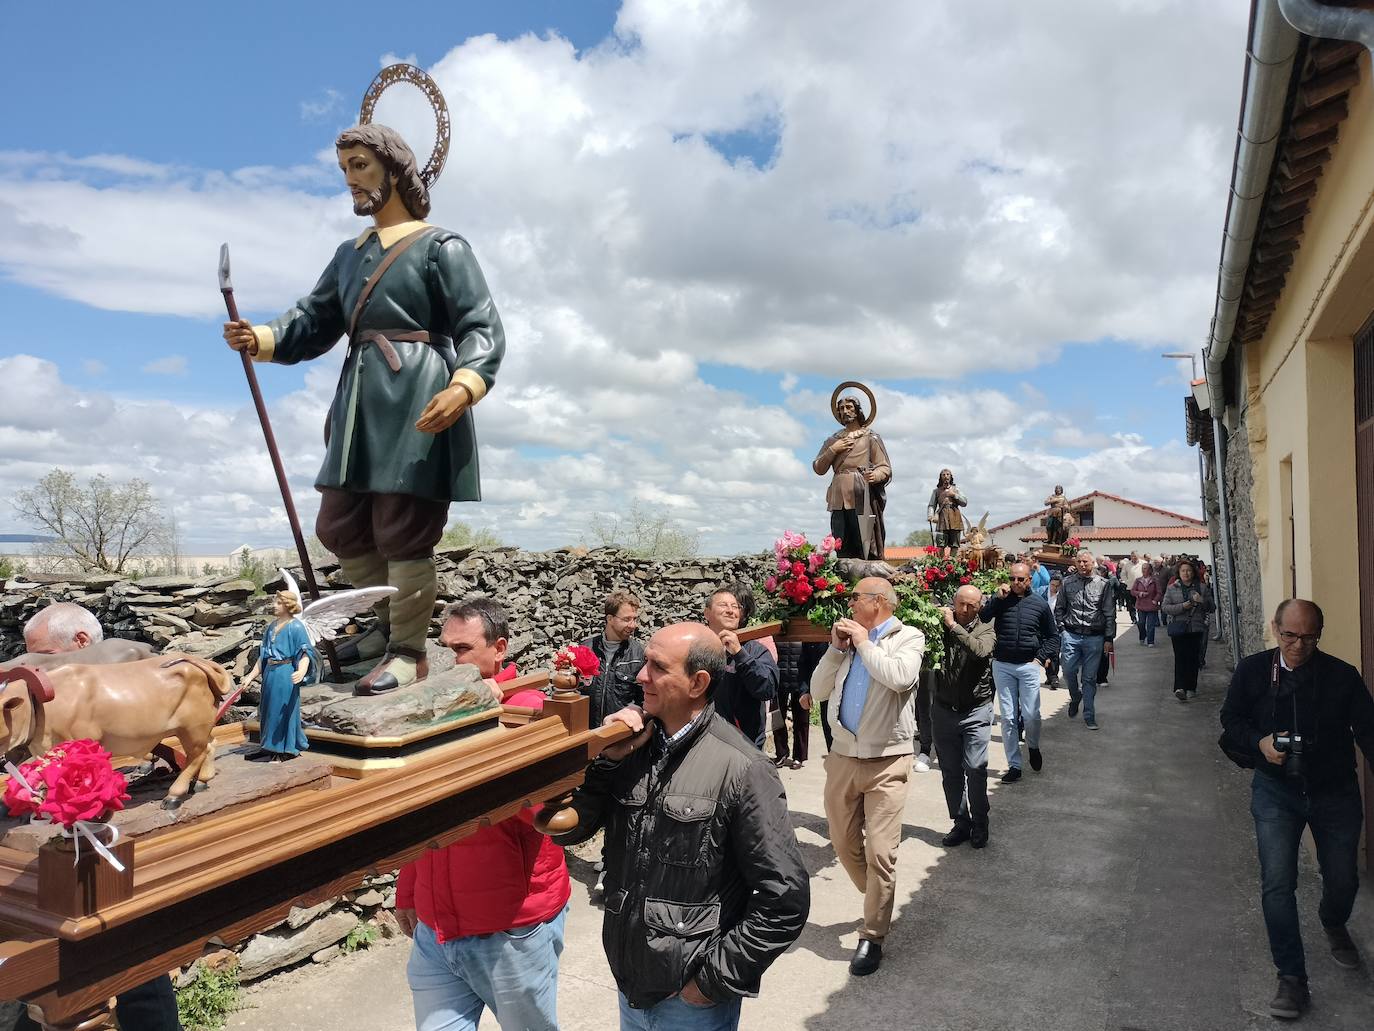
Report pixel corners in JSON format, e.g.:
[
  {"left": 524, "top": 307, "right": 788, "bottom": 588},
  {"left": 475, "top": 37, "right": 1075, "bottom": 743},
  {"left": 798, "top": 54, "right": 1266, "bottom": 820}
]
[{"left": 1220, "top": 598, "right": 1374, "bottom": 1021}]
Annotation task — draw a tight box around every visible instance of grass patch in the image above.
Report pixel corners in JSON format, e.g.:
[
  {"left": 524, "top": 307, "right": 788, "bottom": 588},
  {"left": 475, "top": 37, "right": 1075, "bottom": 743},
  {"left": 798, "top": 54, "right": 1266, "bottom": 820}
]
[
  {"left": 176, "top": 965, "right": 241, "bottom": 1031},
  {"left": 342, "top": 920, "right": 379, "bottom": 954}
]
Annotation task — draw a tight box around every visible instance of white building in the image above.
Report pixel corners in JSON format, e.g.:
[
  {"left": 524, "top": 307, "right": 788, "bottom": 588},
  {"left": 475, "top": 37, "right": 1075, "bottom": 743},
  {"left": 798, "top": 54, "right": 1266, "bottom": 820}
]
[{"left": 985, "top": 491, "right": 1209, "bottom": 559}]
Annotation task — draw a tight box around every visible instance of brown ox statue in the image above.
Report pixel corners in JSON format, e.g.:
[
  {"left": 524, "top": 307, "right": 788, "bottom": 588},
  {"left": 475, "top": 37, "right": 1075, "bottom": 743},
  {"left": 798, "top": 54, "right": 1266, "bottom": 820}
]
[{"left": 0, "top": 654, "right": 233, "bottom": 810}]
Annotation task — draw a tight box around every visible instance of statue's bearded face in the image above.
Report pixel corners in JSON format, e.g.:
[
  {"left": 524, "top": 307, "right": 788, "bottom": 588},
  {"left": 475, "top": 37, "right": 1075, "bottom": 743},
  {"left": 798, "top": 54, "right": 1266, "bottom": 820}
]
[
  {"left": 838, "top": 398, "right": 861, "bottom": 424},
  {"left": 338, "top": 144, "right": 393, "bottom": 216}
]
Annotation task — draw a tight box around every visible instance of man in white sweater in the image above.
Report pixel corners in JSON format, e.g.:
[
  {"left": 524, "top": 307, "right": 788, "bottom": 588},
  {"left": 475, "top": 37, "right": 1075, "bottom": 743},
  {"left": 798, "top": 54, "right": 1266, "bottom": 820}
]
[{"left": 803, "top": 577, "right": 925, "bottom": 977}]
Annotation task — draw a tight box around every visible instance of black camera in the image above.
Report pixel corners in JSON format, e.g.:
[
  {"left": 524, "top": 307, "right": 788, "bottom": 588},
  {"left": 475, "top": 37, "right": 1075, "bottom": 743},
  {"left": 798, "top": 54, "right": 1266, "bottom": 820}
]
[{"left": 1274, "top": 732, "right": 1303, "bottom": 778}]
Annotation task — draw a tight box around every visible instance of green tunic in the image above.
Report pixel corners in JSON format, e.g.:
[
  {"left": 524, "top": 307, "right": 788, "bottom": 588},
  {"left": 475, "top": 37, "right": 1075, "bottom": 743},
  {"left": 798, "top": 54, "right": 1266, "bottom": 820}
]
[{"left": 263, "top": 227, "right": 504, "bottom": 502}]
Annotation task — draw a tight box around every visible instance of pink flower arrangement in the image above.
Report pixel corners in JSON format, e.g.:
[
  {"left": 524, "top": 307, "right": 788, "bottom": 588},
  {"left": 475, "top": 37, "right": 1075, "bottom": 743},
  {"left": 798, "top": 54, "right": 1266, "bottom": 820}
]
[
  {"left": 3, "top": 740, "right": 130, "bottom": 830},
  {"left": 762, "top": 530, "right": 847, "bottom": 617}
]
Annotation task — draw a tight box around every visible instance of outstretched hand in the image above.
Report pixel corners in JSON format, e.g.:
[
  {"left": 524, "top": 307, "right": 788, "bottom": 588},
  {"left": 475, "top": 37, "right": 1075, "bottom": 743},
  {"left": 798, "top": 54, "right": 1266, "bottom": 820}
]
[{"left": 415, "top": 384, "right": 472, "bottom": 434}]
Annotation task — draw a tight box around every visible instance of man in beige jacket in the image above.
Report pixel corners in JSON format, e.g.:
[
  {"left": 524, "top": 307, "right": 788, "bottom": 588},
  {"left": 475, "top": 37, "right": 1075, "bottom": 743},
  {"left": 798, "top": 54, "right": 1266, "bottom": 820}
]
[{"left": 802, "top": 576, "right": 925, "bottom": 977}]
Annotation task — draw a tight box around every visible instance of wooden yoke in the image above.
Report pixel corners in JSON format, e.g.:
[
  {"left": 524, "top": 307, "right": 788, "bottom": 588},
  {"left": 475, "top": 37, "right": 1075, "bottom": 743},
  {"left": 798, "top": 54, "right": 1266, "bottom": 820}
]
[{"left": 0, "top": 665, "right": 57, "bottom": 704}]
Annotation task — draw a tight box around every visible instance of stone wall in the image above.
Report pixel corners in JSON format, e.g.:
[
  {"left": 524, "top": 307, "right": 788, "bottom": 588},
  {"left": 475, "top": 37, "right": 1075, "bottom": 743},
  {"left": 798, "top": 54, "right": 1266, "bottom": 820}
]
[
  {"left": 1, "top": 545, "right": 773, "bottom": 675},
  {"left": 1222, "top": 419, "right": 1268, "bottom": 657},
  {"left": 0, "top": 546, "right": 771, "bottom": 989}
]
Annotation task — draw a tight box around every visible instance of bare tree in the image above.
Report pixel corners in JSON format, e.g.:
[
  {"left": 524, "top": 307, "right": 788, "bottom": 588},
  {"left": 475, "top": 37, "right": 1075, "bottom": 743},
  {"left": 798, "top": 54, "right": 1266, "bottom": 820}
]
[
  {"left": 12, "top": 470, "right": 170, "bottom": 574},
  {"left": 585, "top": 503, "right": 700, "bottom": 558}
]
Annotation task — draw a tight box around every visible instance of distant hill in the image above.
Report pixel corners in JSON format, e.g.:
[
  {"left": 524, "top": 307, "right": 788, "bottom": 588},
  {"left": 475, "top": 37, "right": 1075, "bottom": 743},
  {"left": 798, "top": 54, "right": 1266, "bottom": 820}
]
[{"left": 0, "top": 534, "right": 55, "bottom": 544}]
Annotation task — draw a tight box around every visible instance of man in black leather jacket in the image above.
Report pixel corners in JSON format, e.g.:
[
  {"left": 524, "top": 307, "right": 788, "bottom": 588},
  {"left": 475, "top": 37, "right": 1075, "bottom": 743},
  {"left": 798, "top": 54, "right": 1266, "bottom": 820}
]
[
  {"left": 580, "top": 590, "right": 647, "bottom": 729},
  {"left": 1219, "top": 598, "right": 1374, "bottom": 1020},
  {"left": 555, "top": 623, "right": 809, "bottom": 1029}
]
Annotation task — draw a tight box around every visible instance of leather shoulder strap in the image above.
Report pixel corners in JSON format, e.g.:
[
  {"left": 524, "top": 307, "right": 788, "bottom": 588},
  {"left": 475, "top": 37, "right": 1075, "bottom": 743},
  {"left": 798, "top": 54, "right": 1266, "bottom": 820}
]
[{"left": 347, "top": 226, "right": 436, "bottom": 339}]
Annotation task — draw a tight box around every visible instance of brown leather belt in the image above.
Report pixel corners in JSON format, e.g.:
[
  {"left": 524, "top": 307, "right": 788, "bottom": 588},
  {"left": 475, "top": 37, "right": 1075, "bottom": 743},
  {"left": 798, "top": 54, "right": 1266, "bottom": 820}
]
[{"left": 353, "top": 329, "right": 434, "bottom": 372}]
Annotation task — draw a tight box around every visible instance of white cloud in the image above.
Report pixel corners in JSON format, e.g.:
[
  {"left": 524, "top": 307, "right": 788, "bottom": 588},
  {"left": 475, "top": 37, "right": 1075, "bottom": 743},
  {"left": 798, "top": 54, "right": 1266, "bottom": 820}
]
[
  {"left": 0, "top": 1, "right": 1227, "bottom": 552},
  {"left": 141, "top": 355, "right": 189, "bottom": 376}
]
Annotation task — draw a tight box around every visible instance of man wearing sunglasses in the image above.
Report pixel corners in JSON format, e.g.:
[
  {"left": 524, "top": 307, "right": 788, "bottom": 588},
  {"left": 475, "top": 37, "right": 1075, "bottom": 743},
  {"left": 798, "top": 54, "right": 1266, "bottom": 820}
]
[
  {"left": 981, "top": 563, "right": 1059, "bottom": 782},
  {"left": 1220, "top": 598, "right": 1374, "bottom": 1020}
]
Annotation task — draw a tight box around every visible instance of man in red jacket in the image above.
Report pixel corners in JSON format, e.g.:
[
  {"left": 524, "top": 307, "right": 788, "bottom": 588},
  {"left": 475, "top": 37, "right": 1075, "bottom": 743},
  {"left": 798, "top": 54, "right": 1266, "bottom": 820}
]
[{"left": 396, "top": 597, "right": 570, "bottom": 1031}]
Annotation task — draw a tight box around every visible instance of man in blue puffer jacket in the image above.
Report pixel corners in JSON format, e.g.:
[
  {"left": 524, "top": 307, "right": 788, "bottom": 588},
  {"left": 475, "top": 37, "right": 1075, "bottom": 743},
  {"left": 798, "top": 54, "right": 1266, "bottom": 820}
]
[{"left": 980, "top": 562, "right": 1060, "bottom": 783}]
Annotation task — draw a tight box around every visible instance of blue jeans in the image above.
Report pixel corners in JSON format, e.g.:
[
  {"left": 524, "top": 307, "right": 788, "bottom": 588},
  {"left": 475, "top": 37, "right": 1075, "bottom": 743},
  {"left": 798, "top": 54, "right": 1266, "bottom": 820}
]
[
  {"left": 618, "top": 991, "right": 743, "bottom": 1031},
  {"left": 1250, "top": 773, "right": 1363, "bottom": 979},
  {"left": 1060, "top": 631, "right": 1104, "bottom": 722},
  {"left": 406, "top": 905, "right": 567, "bottom": 1031},
  {"left": 1136, "top": 610, "right": 1158, "bottom": 644},
  {"left": 991, "top": 660, "right": 1041, "bottom": 769}
]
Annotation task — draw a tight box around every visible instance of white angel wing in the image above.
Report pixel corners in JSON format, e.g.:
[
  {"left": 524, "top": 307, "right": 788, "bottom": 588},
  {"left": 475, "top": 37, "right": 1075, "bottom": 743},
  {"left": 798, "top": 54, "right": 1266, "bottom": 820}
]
[
  {"left": 279, "top": 567, "right": 303, "bottom": 608},
  {"left": 298, "top": 586, "right": 398, "bottom": 644}
]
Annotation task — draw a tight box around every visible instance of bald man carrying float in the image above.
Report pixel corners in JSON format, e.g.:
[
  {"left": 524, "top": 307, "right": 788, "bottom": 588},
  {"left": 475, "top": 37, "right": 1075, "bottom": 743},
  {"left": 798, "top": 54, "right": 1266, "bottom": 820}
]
[{"left": 807, "top": 576, "right": 925, "bottom": 976}]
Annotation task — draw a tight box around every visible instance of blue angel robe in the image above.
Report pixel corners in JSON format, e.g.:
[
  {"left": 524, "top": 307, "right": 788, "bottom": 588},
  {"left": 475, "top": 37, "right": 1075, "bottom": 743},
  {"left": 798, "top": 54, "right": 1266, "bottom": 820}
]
[{"left": 258, "top": 619, "right": 317, "bottom": 755}]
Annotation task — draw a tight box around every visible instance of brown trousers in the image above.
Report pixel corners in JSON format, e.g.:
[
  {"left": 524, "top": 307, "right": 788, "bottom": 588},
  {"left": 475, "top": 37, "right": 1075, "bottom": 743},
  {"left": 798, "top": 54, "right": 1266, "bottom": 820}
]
[
  {"left": 316, "top": 488, "right": 448, "bottom": 561},
  {"left": 822, "top": 751, "right": 912, "bottom": 942}
]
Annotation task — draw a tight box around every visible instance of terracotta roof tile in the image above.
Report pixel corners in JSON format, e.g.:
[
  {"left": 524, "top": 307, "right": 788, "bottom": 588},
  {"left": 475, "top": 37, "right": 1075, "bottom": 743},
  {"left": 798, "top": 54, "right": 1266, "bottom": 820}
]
[{"left": 1019, "top": 526, "right": 1209, "bottom": 542}]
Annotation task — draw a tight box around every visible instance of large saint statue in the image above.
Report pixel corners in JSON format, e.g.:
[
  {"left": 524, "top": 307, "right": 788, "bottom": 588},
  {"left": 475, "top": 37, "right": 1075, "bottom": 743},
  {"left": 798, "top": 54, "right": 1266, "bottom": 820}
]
[
  {"left": 812, "top": 383, "right": 891, "bottom": 559},
  {"left": 224, "top": 68, "right": 504, "bottom": 695}
]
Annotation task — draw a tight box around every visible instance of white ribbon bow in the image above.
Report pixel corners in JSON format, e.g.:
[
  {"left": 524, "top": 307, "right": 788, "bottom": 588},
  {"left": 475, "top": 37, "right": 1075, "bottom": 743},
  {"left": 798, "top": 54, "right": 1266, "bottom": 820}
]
[{"left": 3, "top": 760, "right": 126, "bottom": 873}]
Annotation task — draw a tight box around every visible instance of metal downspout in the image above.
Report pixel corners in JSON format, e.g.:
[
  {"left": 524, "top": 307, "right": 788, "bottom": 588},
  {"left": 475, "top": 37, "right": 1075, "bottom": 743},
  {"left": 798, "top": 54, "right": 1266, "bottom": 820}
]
[
  {"left": 1278, "top": 0, "right": 1374, "bottom": 51},
  {"left": 1203, "top": 1, "right": 1301, "bottom": 411}
]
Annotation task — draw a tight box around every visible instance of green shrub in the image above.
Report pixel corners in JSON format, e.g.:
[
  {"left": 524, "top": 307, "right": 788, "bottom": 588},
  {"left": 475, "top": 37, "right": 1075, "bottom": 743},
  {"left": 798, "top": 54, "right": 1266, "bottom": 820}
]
[{"left": 175, "top": 964, "right": 241, "bottom": 1031}]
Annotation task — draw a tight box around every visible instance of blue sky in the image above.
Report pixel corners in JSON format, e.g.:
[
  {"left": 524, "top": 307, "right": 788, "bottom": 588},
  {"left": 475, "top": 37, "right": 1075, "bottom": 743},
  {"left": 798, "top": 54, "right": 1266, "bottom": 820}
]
[{"left": 0, "top": 1, "right": 1241, "bottom": 556}]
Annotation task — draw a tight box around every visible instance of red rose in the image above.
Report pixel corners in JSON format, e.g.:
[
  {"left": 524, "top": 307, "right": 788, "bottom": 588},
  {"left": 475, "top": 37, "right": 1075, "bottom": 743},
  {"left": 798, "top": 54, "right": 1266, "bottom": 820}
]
[
  {"left": 925, "top": 546, "right": 938, "bottom": 554},
  {"left": 791, "top": 561, "right": 806, "bottom": 576},
  {"left": 924, "top": 569, "right": 937, "bottom": 582},
  {"left": 960, "top": 575, "right": 971, "bottom": 584},
  {"left": 813, "top": 576, "right": 829, "bottom": 590},
  {"left": 568, "top": 645, "right": 600, "bottom": 678},
  {"left": 2, "top": 755, "right": 46, "bottom": 818},
  {"left": 945, "top": 562, "right": 955, "bottom": 572},
  {"left": 834, "top": 583, "right": 846, "bottom": 594},
  {"left": 37, "top": 753, "right": 129, "bottom": 829}
]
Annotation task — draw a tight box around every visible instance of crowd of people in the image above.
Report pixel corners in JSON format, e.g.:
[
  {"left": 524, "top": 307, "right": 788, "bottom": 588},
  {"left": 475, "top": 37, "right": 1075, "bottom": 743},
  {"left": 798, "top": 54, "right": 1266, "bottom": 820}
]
[{"left": 6, "top": 554, "right": 1370, "bottom": 1029}]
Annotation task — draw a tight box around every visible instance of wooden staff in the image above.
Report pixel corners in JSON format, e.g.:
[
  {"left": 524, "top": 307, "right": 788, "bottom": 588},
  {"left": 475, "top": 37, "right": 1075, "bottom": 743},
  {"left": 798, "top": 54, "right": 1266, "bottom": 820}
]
[{"left": 218, "top": 243, "right": 342, "bottom": 680}]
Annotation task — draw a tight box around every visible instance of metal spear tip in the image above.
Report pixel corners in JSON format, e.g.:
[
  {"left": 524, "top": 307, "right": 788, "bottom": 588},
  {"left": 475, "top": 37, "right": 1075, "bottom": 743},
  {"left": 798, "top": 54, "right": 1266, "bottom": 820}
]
[{"left": 218, "top": 243, "right": 233, "bottom": 291}]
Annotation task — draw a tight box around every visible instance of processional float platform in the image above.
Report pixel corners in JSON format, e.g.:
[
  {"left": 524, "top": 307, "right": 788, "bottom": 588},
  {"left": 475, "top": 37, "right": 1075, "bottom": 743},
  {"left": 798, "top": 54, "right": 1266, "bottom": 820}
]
[{"left": 0, "top": 675, "right": 627, "bottom": 1030}]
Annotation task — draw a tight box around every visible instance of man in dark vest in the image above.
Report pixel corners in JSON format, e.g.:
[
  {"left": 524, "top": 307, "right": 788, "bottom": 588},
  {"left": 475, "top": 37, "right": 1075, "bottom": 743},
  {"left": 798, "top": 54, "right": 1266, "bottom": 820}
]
[{"left": 225, "top": 123, "right": 504, "bottom": 695}]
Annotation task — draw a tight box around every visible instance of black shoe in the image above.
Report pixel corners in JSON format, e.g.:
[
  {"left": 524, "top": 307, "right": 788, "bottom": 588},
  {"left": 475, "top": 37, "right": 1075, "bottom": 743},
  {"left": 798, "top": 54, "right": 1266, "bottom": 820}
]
[
  {"left": 246, "top": 749, "right": 275, "bottom": 762},
  {"left": 1324, "top": 924, "right": 1361, "bottom": 969},
  {"left": 1000, "top": 767, "right": 1022, "bottom": 784},
  {"left": 941, "top": 822, "right": 971, "bottom": 847},
  {"left": 970, "top": 821, "right": 988, "bottom": 848},
  {"left": 849, "top": 939, "right": 882, "bottom": 976},
  {"left": 1268, "top": 975, "right": 1310, "bottom": 1020},
  {"left": 1067, "top": 700, "right": 1079, "bottom": 718},
  {"left": 1028, "top": 747, "right": 1043, "bottom": 772},
  {"left": 1045, "top": 678, "right": 1059, "bottom": 690},
  {"left": 1174, "top": 689, "right": 1187, "bottom": 702}
]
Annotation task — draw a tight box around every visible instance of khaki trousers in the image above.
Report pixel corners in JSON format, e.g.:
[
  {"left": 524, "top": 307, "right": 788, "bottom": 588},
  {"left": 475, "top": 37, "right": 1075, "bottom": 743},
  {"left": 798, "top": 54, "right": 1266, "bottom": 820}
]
[{"left": 822, "top": 751, "right": 912, "bottom": 942}]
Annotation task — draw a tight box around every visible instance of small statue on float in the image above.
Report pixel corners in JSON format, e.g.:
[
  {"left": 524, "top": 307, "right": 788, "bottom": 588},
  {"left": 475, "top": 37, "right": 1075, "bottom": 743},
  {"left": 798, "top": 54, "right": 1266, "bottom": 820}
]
[
  {"left": 1044, "top": 485, "right": 1071, "bottom": 547},
  {"left": 236, "top": 571, "right": 396, "bottom": 761},
  {"left": 222, "top": 64, "right": 505, "bottom": 697},
  {"left": 957, "top": 512, "right": 1002, "bottom": 572},
  {"left": 926, "top": 468, "right": 968, "bottom": 559},
  {"left": 812, "top": 381, "right": 891, "bottom": 560}
]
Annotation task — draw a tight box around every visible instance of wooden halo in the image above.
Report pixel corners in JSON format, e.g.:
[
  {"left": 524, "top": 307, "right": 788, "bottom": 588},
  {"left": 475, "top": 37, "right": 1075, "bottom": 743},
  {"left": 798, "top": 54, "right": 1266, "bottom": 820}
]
[
  {"left": 830, "top": 381, "right": 877, "bottom": 427},
  {"left": 359, "top": 63, "right": 451, "bottom": 188}
]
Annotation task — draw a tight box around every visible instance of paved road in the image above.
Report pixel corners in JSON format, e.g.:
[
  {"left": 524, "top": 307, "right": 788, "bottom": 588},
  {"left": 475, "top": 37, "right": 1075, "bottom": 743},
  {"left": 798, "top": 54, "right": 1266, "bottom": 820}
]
[{"left": 220, "top": 631, "right": 1374, "bottom": 1030}]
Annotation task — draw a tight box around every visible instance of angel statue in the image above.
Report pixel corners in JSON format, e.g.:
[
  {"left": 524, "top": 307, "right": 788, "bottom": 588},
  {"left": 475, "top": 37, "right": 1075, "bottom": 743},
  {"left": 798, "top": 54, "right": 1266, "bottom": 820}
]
[{"left": 239, "top": 571, "right": 396, "bottom": 761}]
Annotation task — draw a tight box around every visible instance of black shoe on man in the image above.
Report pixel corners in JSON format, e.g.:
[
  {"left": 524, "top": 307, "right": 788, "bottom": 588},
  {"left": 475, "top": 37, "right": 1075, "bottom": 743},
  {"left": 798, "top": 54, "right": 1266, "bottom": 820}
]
[
  {"left": 1000, "top": 767, "right": 1022, "bottom": 784},
  {"left": 1324, "top": 924, "right": 1361, "bottom": 969},
  {"left": 1268, "top": 975, "right": 1310, "bottom": 1020},
  {"left": 1068, "top": 700, "right": 1079, "bottom": 718},
  {"left": 1029, "top": 747, "right": 1043, "bottom": 772},
  {"left": 970, "top": 820, "right": 989, "bottom": 848},
  {"left": 941, "top": 821, "right": 972, "bottom": 847},
  {"left": 849, "top": 939, "right": 882, "bottom": 976}
]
